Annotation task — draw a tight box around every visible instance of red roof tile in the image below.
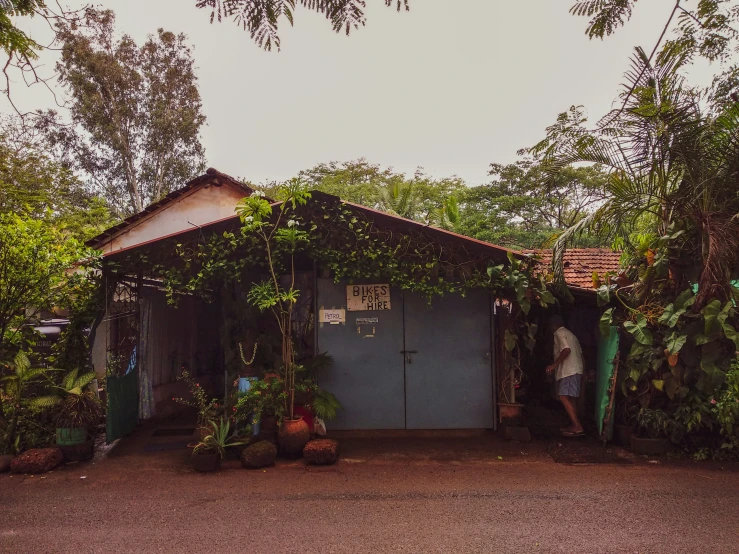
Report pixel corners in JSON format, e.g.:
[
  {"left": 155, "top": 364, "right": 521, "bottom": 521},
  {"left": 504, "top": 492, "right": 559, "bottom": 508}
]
[{"left": 525, "top": 248, "right": 622, "bottom": 289}]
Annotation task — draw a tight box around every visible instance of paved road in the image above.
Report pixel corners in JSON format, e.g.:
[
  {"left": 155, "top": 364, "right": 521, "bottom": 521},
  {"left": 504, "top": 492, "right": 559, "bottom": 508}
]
[{"left": 1, "top": 445, "right": 738, "bottom": 553}]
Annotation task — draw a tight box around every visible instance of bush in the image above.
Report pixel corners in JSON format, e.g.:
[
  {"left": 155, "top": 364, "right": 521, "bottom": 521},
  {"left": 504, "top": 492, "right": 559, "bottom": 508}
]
[{"left": 714, "top": 359, "right": 739, "bottom": 457}]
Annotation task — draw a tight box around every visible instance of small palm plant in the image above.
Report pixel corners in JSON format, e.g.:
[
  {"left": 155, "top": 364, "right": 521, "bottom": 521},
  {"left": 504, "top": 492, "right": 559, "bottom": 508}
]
[
  {"left": 1, "top": 351, "right": 51, "bottom": 452},
  {"left": 193, "top": 418, "right": 245, "bottom": 458},
  {"left": 33, "top": 368, "right": 102, "bottom": 430}
]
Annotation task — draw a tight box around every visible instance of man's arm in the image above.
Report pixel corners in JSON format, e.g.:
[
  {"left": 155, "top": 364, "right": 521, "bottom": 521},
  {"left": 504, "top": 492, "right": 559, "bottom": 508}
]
[{"left": 546, "top": 348, "right": 571, "bottom": 375}]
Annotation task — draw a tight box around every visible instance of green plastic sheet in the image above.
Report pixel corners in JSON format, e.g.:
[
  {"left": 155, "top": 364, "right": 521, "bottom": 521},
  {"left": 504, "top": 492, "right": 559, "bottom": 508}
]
[{"left": 595, "top": 325, "right": 620, "bottom": 439}]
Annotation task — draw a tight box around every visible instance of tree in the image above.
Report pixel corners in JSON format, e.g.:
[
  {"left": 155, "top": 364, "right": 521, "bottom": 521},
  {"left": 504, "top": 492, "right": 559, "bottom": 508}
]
[
  {"left": 0, "top": 214, "right": 90, "bottom": 355},
  {"left": 41, "top": 9, "right": 207, "bottom": 216},
  {"left": 196, "top": 0, "right": 409, "bottom": 51},
  {"left": 0, "top": 117, "right": 116, "bottom": 240},
  {"left": 0, "top": 1, "right": 86, "bottom": 113},
  {"left": 534, "top": 46, "right": 739, "bottom": 307},
  {"left": 298, "top": 159, "right": 392, "bottom": 206},
  {"left": 570, "top": 0, "right": 739, "bottom": 63},
  {"left": 569, "top": 1, "right": 739, "bottom": 115},
  {"left": 454, "top": 159, "right": 609, "bottom": 249}
]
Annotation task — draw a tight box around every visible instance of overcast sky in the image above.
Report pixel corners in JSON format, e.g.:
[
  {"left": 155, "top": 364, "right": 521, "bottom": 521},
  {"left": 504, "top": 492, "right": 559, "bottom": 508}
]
[{"left": 13, "top": 1, "right": 717, "bottom": 186}]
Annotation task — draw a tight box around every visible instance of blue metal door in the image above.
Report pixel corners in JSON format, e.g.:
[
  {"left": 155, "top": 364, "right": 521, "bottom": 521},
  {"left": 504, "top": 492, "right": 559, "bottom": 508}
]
[
  {"left": 403, "top": 290, "right": 494, "bottom": 429},
  {"left": 316, "top": 279, "right": 406, "bottom": 429}
]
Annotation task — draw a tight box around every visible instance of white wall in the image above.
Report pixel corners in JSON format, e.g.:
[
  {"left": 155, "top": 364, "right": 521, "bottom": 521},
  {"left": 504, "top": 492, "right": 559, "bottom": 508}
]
[{"left": 101, "top": 184, "right": 247, "bottom": 255}]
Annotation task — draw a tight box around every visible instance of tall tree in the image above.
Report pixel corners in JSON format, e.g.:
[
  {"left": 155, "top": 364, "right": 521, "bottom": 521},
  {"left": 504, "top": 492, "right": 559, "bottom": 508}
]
[
  {"left": 0, "top": 116, "right": 116, "bottom": 241},
  {"left": 535, "top": 46, "right": 739, "bottom": 307},
  {"left": 41, "top": 9, "right": 207, "bottom": 216},
  {"left": 196, "top": 0, "right": 409, "bottom": 51},
  {"left": 454, "top": 159, "right": 609, "bottom": 249}
]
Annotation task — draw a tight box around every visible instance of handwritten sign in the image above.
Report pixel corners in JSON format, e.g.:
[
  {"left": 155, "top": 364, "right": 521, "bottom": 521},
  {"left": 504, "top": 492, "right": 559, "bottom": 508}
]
[
  {"left": 319, "top": 308, "right": 345, "bottom": 324},
  {"left": 347, "top": 284, "right": 391, "bottom": 311}
]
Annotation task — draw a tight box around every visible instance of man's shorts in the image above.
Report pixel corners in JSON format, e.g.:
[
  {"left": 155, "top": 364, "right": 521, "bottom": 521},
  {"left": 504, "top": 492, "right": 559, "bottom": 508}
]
[{"left": 557, "top": 374, "right": 582, "bottom": 397}]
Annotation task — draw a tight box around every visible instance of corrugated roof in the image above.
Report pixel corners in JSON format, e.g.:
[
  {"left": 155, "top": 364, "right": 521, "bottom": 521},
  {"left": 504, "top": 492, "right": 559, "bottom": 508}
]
[
  {"left": 525, "top": 248, "right": 622, "bottom": 289},
  {"left": 101, "top": 189, "right": 520, "bottom": 263},
  {"left": 86, "top": 168, "right": 253, "bottom": 249}
]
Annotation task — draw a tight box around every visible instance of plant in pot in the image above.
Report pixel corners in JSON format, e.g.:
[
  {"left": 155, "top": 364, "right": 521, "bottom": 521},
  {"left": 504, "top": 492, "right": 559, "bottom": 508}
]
[
  {"left": 236, "top": 181, "right": 313, "bottom": 457},
  {"left": 33, "top": 368, "right": 102, "bottom": 461},
  {"left": 232, "top": 374, "right": 286, "bottom": 442},
  {"left": 631, "top": 408, "right": 681, "bottom": 456},
  {"left": 173, "top": 370, "right": 219, "bottom": 438},
  {"left": 34, "top": 368, "right": 101, "bottom": 444},
  {"left": 310, "top": 388, "right": 342, "bottom": 428},
  {"left": 191, "top": 418, "right": 245, "bottom": 472}
]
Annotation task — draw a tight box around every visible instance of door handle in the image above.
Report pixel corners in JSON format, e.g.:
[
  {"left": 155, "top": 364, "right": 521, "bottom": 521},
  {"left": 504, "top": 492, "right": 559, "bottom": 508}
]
[{"left": 400, "top": 350, "right": 418, "bottom": 363}]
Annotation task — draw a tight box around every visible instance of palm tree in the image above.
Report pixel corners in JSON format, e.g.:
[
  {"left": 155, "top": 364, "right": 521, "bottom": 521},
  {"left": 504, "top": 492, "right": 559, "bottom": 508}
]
[
  {"left": 534, "top": 45, "right": 739, "bottom": 308},
  {"left": 379, "top": 181, "right": 419, "bottom": 219}
]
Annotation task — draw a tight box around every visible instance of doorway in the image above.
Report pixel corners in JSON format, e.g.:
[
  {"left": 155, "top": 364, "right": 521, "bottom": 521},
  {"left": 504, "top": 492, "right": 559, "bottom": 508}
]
[{"left": 317, "top": 279, "right": 495, "bottom": 430}]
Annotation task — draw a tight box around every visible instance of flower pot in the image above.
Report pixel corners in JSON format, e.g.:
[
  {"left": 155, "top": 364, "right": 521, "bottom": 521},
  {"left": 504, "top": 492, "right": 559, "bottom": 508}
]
[
  {"left": 278, "top": 416, "right": 310, "bottom": 457},
  {"left": 192, "top": 452, "right": 220, "bottom": 472},
  {"left": 629, "top": 435, "right": 670, "bottom": 456},
  {"left": 56, "top": 427, "right": 87, "bottom": 446},
  {"left": 57, "top": 437, "right": 94, "bottom": 462},
  {"left": 498, "top": 403, "right": 524, "bottom": 423},
  {"left": 615, "top": 424, "right": 635, "bottom": 446}
]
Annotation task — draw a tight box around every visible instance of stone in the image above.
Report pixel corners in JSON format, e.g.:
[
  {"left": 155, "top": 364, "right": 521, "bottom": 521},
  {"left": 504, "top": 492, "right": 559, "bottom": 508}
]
[
  {"left": 503, "top": 425, "right": 532, "bottom": 443},
  {"left": 303, "top": 439, "right": 339, "bottom": 465},
  {"left": 10, "top": 448, "right": 64, "bottom": 474},
  {"left": 0, "top": 454, "right": 14, "bottom": 472},
  {"left": 240, "top": 440, "right": 277, "bottom": 469}
]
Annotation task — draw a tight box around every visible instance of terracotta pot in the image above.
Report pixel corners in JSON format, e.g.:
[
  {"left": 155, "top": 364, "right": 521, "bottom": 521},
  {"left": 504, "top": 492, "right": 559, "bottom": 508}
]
[
  {"left": 498, "top": 403, "right": 524, "bottom": 423},
  {"left": 278, "top": 416, "right": 310, "bottom": 457},
  {"left": 57, "top": 437, "right": 94, "bottom": 462},
  {"left": 192, "top": 452, "right": 220, "bottom": 472},
  {"left": 630, "top": 435, "right": 670, "bottom": 456}
]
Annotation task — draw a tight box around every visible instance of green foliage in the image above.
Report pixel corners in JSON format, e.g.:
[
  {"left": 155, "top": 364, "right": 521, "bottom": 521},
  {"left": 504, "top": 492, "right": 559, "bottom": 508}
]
[
  {"left": 311, "top": 388, "right": 342, "bottom": 421},
  {"left": 197, "top": 0, "right": 409, "bottom": 51},
  {"left": 0, "top": 352, "right": 53, "bottom": 453},
  {"left": 233, "top": 375, "right": 288, "bottom": 426},
  {"left": 43, "top": 8, "right": 206, "bottom": 216},
  {"left": 570, "top": 0, "right": 739, "bottom": 65},
  {"left": 636, "top": 408, "right": 683, "bottom": 441},
  {"left": 714, "top": 359, "right": 739, "bottom": 456},
  {"left": 31, "top": 368, "right": 102, "bottom": 429},
  {"left": 0, "top": 213, "right": 92, "bottom": 355},
  {"left": 193, "top": 417, "right": 244, "bottom": 457},
  {"left": 456, "top": 160, "right": 610, "bottom": 249},
  {"left": 0, "top": 118, "right": 117, "bottom": 240}
]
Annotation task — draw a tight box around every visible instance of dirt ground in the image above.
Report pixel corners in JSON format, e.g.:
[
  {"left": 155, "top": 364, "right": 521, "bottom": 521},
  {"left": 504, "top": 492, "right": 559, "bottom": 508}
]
[{"left": 1, "top": 426, "right": 738, "bottom": 554}]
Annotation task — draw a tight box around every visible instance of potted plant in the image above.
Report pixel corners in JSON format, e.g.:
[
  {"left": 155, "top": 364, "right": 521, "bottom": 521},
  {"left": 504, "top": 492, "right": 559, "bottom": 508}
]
[
  {"left": 191, "top": 418, "right": 245, "bottom": 472},
  {"left": 173, "top": 370, "right": 219, "bottom": 438},
  {"left": 630, "top": 408, "right": 678, "bottom": 455},
  {"left": 236, "top": 182, "right": 313, "bottom": 456},
  {"left": 30, "top": 368, "right": 102, "bottom": 461},
  {"left": 311, "top": 388, "right": 342, "bottom": 425}
]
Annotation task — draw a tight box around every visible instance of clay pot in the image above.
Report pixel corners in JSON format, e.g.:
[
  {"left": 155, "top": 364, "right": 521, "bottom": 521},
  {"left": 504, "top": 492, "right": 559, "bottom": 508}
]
[
  {"left": 278, "top": 416, "right": 310, "bottom": 457},
  {"left": 192, "top": 451, "right": 220, "bottom": 472},
  {"left": 498, "top": 403, "right": 524, "bottom": 423}
]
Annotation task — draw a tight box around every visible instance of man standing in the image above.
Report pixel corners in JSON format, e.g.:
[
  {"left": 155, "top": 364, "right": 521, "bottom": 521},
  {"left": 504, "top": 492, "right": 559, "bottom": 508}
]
[{"left": 545, "top": 314, "right": 585, "bottom": 437}]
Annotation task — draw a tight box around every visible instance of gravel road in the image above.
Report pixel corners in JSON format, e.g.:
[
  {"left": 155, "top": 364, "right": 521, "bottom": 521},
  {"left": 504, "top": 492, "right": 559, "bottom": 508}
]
[{"left": 1, "top": 441, "right": 737, "bottom": 554}]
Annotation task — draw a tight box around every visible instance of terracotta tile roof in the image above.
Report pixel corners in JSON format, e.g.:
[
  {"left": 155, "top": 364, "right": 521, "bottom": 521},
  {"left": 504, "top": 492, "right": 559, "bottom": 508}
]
[{"left": 525, "top": 248, "right": 622, "bottom": 289}]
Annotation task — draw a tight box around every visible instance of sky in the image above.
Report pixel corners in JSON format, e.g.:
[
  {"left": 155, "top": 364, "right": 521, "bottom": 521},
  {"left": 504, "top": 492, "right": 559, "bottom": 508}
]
[{"left": 12, "top": 0, "right": 718, "bottom": 186}]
